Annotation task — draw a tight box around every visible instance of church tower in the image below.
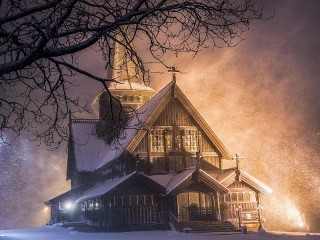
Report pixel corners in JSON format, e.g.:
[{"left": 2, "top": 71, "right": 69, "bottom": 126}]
[{"left": 96, "top": 34, "right": 156, "bottom": 119}]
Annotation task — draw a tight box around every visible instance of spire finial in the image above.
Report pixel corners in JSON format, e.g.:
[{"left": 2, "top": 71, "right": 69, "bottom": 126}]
[{"left": 168, "top": 66, "right": 180, "bottom": 83}]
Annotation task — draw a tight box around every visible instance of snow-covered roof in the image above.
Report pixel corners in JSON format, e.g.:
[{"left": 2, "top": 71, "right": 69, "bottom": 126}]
[
  {"left": 198, "top": 169, "right": 230, "bottom": 194},
  {"left": 240, "top": 170, "right": 273, "bottom": 195},
  {"left": 74, "top": 167, "right": 271, "bottom": 203},
  {"left": 76, "top": 172, "right": 136, "bottom": 202},
  {"left": 73, "top": 80, "right": 233, "bottom": 171},
  {"left": 108, "top": 81, "right": 156, "bottom": 91},
  {"left": 71, "top": 120, "right": 109, "bottom": 172},
  {"left": 146, "top": 168, "right": 196, "bottom": 194},
  {"left": 213, "top": 169, "right": 272, "bottom": 195},
  {"left": 216, "top": 171, "right": 237, "bottom": 187},
  {"left": 146, "top": 168, "right": 229, "bottom": 195},
  {"left": 166, "top": 168, "right": 196, "bottom": 194},
  {"left": 147, "top": 174, "right": 175, "bottom": 188},
  {"left": 72, "top": 79, "right": 237, "bottom": 173},
  {"left": 95, "top": 81, "right": 174, "bottom": 170}
]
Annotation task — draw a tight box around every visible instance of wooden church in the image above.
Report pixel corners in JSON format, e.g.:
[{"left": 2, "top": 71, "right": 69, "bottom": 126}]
[{"left": 45, "top": 37, "right": 272, "bottom": 232}]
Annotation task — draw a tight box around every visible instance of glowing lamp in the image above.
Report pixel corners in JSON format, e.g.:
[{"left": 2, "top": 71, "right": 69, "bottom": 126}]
[
  {"left": 63, "top": 201, "right": 75, "bottom": 210},
  {"left": 297, "top": 216, "right": 305, "bottom": 228},
  {"left": 298, "top": 221, "right": 304, "bottom": 227}
]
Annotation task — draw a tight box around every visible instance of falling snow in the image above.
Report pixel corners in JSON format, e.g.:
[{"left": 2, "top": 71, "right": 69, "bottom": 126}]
[{"left": 1, "top": 0, "right": 320, "bottom": 234}]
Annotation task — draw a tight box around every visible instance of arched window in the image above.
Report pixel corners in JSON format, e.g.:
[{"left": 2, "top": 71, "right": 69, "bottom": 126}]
[
  {"left": 231, "top": 193, "right": 237, "bottom": 202},
  {"left": 238, "top": 193, "right": 244, "bottom": 202},
  {"left": 224, "top": 194, "right": 231, "bottom": 202},
  {"left": 250, "top": 192, "right": 257, "bottom": 202},
  {"left": 244, "top": 192, "right": 250, "bottom": 202}
]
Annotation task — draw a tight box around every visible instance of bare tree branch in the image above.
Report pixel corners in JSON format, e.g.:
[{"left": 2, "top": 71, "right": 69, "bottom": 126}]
[{"left": 0, "top": 0, "right": 268, "bottom": 148}]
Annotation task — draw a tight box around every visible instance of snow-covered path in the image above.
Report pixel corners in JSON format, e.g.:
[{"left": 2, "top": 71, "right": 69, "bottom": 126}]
[{"left": 0, "top": 227, "right": 319, "bottom": 240}]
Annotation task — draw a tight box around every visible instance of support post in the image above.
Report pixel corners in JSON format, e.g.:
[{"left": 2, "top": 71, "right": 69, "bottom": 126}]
[{"left": 216, "top": 192, "right": 222, "bottom": 221}]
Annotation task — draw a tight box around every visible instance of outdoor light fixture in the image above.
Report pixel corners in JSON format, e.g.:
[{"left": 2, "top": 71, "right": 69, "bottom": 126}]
[{"left": 63, "top": 201, "right": 75, "bottom": 210}]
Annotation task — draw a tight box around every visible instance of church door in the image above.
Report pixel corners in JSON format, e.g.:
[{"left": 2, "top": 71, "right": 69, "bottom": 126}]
[{"left": 177, "top": 192, "right": 217, "bottom": 221}]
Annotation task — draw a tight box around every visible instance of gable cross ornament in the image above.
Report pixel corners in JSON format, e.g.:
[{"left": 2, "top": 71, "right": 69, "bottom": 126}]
[
  {"left": 233, "top": 153, "right": 244, "bottom": 182},
  {"left": 168, "top": 66, "right": 180, "bottom": 83}
]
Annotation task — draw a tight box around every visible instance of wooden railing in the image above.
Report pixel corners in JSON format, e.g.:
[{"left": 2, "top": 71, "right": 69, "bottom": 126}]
[
  {"left": 113, "top": 206, "right": 165, "bottom": 225},
  {"left": 177, "top": 207, "right": 218, "bottom": 222}
]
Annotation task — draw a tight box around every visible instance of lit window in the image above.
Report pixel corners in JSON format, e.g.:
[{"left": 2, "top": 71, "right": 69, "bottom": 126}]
[
  {"left": 166, "top": 132, "right": 173, "bottom": 151},
  {"left": 244, "top": 193, "right": 250, "bottom": 202},
  {"left": 152, "top": 129, "right": 164, "bottom": 152},
  {"left": 184, "top": 129, "right": 198, "bottom": 152}
]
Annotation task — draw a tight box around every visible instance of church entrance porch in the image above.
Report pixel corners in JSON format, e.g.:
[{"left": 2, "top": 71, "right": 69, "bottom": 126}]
[{"left": 176, "top": 191, "right": 219, "bottom": 222}]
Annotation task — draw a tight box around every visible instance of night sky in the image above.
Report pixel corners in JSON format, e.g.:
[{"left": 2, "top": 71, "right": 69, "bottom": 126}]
[{"left": 1, "top": 0, "right": 320, "bottom": 231}]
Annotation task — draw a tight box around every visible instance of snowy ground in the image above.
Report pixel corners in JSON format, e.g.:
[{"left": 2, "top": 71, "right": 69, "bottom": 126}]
[{"left": 0, "top": 227, "right": 319, "bottom": 240}]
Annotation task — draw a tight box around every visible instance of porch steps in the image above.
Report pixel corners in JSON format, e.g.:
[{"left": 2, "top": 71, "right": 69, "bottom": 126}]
[{"left": 174, "top": 221, "right": 240, "bottom": 233}]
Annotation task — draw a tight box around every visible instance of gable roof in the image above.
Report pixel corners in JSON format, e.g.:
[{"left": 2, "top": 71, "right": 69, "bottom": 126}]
[
  {"left": 165, "top": 168, "right": 196, "bottom": 194},
  {"left": 72, "top": 167, "right": 270, "bottom": 203},
  {"left": 96, "top": 81, "right": 232, "bottom": 170},
  {"left": 45, "top": 185, "right": 88, "bottom": 206},
  {"left": 173, "top": 86, "right": 232, "bottom": 159},
  {"left": 70, "top": 120, "right": 109, "bottom": 172},
  {"left": 147, "top": 167, "right": 229, "bottom": 195},
  {"left": 76, "top": 172, "right": 136, "bottom": 202},
  {"left": 218, "top": 169, "right": 272, "bottom": 195},
  {"left": 240, "top": 170, "right": 273, "bottom": 195},
  {"left": 76, "top": 171, "right": 166, "bottom": 202},
  {"left": 197, "top": 169, "right": 230, "bottom": 194}
]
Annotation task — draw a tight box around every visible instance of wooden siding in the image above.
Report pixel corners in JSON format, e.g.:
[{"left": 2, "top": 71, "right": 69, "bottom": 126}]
[
  {"left": 132, "top": 98, "right": 223, "bottom": 174},
  {"left": 201, "top": 156, "right": 220, "bottom": 170},
  {"left": 220, "top": 180, "right": 261, "bottom": 228},
  {"left": 153, "top": 99, "right": 194, "bottom": 126},
  {"left": 228, "top": 181, "right": 253, "bottom": 191},
  {"left": 201, "top": 135, "right": 219, "bottom": 154},
  {"left": 134, "top": 134, "right": 148, "bottom": 153}
]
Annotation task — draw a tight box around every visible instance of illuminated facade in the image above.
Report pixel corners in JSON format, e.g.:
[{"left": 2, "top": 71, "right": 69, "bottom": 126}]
[{"left": 45, "top": 40, "right": 271, "bottom": 232}]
